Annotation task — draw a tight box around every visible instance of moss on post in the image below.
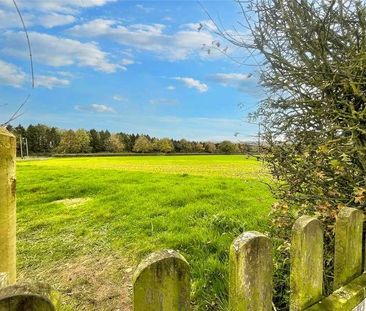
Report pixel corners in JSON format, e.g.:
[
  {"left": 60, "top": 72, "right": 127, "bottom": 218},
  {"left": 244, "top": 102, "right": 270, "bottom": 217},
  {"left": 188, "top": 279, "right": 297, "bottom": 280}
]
[
  {"left": 229, "top": 231, "right": 273, "bottom": 311},
  {"left": 334, "top": 207, "right": 364, "bottom": 290},
  {"left": 133, "top": 250, "right": 191, "bottom": 311},
  {"left": 0, "top": 274, "right": 8, "bottom": 289},
  {"left": 0, "top": 128, "right": 16, "bottom": 284},
  {"left": 290, "top": 216, "right": 323, "bottom": 311},
  {"left": 0, "top": 282, "right": 60, "bottom": 311}
]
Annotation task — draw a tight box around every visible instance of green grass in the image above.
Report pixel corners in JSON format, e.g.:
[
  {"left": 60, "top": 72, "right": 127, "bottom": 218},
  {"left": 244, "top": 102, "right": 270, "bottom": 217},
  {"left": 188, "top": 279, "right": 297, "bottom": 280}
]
[{"left": 16, "top": 155, "right": 273, "bottom": 310}]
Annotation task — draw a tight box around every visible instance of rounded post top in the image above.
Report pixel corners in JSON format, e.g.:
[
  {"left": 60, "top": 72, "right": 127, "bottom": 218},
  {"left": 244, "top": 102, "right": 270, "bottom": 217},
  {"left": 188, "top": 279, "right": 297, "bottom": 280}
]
[
  {"left": 0, "top": 127, "right": 15, "bottom": 138},
  {"left": 292, "top": 215, "right": 323, "bottom": 232},
  {"left": 231, "top": 231, "right": 269, "bottom": 252},
  {"left": 337, "top": 206, "right": 363, "bottom": 219},
  {"left": 133, "top": 249, "right": 189, "bottom": 284}
]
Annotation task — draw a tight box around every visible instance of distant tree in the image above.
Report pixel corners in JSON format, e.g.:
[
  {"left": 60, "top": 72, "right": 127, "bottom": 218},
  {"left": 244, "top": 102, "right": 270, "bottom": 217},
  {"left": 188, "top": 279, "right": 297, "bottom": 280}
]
[
  {"left": 106, "top": 134, "right": 125, "bottom": 153},
  {"left": 178, "top": 139, "right": 193, "bottom": 153},
  {"left": 133, "top": 136, "right": 153, "bottom": 153},
  {"left": 238, "top": 143, "right": 251, "bottom": 154},
  {"left": 99, "top": 130, "right": 111, "bottom": 152},
  {"left": 57, "top": 129, "right": 91, "bottom": 153},
  {"left": 219, "top": 141, "right": 239, "bottom": 154},
  {"left": 204, "top": 142, "right": 217, "bottom": 153},
  {"left": 156, "top": 138, "right": 174, "bottom": 153},
  {"left": 193, "top": 142, "right": 205, "bottom": 153},
  {"left": 46, "top": 127, "right": 61, "bottom": 151},
  {"left": 119, "top": 133, "right": 133, "bottom": 152},
  {"left": 89, "top": 129, "right": 102, "bottom": 152}
]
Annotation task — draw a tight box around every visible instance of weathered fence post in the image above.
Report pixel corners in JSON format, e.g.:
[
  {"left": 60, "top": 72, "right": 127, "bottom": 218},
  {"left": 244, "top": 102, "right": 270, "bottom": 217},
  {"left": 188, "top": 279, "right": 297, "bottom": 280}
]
[
  {"left": 333, "top": 207, "right": 364, "bottom": 290},
  {"left": 0, "top": 128, "right": 16, "bottom": 284},
  {"left": 290, "top": 216, "right": 323, "bottom": 311},
  {"left": 133, "top": 250, "right": 191, "bottom": 311},
  {"left": 0, "top": 283, "right": 60, "bottom": 310},
  {"left": 0, "top": 273, "right": 8, "bottom": 289},
  {"left": 229, "top": 231, "right": 273, "bottom": 311}
]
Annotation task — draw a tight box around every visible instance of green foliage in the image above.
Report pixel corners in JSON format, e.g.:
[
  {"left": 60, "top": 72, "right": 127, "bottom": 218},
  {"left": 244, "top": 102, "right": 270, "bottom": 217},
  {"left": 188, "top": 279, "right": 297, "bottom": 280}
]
[
  {"left": 133, "top": 136, "right": 153, "bottom": 153},
  {"left": 154, "top": 138, "right": 174, "bottom": 153},
  {"left": 16, "top": 155, "right": 273, "bottom": 310},
  {"left": 222, "top": 1, "right": 366, "bottom": 309},
  {"left": 56, "top": 129, "right": 91, "bottom": 154},
  {"left": 204, "top": 142, "right": 217, "bottom": 153},
  {"left": 106, "top": 134, "right": 125, "bottom": 152},
  {"left": 219, "top": 141, "right": 239, "bottom": 154}
]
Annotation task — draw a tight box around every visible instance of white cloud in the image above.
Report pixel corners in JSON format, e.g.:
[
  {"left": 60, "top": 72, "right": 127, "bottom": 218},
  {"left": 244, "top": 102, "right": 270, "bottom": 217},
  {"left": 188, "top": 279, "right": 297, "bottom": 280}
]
[
  {"left": 38, "top": 13, "right": 76, "bottom": 28},
  {"left": 68, "top": 19, "right": 217, "bottom": 61},
  {"left": 0, "top": 9, "right": 76, "bottom": 29},
  {"left": 0, "top": 0, "right": 116, "bottom": 14},
  {"left": 167, "top": 85, "right": 175, "bottom": 91},
  {"left": 75, "top": 104, "right": 114, "bottom": 113},
  {"left": 210, "top": 73, "right": 253, "bottom": 91},
  {"left": 0, "top": 59, "right": 26, "bottom": 87},
  {"left": 112, "top": 95, "right": 126, "bottom": 102},
  {"left": 0, "top": 0, "right": 115, "bottom": 28},
  {"left": 173, "top": 77, "right": 208, "bottom": 93},
  {"left": 35, "top": 75, "right": 70, "bottom": 89},
  {"left": 136, "top": 4, "right": 154, "bottom": 13},
  {"left": 2, "top": 31, "right": 118, "bottom": 73},
  {"left": 0, "top": 59, "right": 70, "bottom": 88}
]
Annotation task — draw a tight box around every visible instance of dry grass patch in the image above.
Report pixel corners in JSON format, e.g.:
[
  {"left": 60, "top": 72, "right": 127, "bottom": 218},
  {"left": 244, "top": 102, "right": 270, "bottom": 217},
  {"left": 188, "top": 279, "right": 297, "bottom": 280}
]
[
  {"left": 53, "top": 198, "right": 91, "bottom": 208},
  {"left": 19, "top": 254, "right": 133, "bottom": 311}
]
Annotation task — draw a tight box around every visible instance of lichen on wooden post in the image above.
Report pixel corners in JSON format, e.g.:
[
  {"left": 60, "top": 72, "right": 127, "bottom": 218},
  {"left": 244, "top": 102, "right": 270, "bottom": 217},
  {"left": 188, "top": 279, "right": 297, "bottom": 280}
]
[
  {"left": 334, "top": 207, "right": 364, "bottom": 290},
  {"left": 0, "top": 128, "right": 16, "bottom": 284},
  {"left": 229, "top": 231, "right": 273, "bottom": 311},
  {"left": 133, "top": 249, "right": 191, "bottom": 311},
  {"left": 290, "top": 216, "right": 323, "bottom": 311},
  {"left": 0, "top": 274, "right": 8, "bottom": 289},
  {"left": 0, "top": 282, "right": 60, "bottom": 311}
]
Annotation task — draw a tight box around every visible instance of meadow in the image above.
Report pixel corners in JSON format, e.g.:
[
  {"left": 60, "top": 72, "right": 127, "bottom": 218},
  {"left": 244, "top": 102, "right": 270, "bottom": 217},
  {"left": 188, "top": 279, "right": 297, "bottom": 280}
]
[{"left": 16, "top": 155, "right": 273, "bottom": 310}]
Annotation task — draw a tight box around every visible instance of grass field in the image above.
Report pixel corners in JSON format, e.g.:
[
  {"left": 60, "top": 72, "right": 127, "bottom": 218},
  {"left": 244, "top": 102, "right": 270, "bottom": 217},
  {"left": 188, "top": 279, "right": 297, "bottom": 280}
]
[{"left": 16, "top": 155, "right": 273, "bottom": 310}]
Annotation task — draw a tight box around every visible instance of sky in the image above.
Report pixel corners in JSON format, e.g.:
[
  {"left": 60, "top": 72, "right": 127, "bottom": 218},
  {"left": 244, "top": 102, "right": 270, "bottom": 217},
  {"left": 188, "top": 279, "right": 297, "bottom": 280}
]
[{"left": 0, "top": 0, "right": 263, "bottom": 142}]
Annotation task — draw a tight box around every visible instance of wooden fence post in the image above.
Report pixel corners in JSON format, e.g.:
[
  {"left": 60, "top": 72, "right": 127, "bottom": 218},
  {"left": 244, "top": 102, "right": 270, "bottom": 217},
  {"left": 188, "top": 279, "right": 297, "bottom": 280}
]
[
  {"left": 0, "top": 128, "right": 16, "bottom": 284},
  {"left": 0, "top": 282, "right": 60, "bottom": 310},
  {"left": 133, "top": 250, "right": 191, "bottom": 311},
  {"left": 290, "top": 216, "right": 323, "bottom": 311},
  {"left": 229, "top": 231, "right": 273, "bottom": 311},
  {"left": 334, "top": 207, "right": 364, "bottom": 290},
  {"left": 0, "top": 273, "right": 8, "bottom": 289}
]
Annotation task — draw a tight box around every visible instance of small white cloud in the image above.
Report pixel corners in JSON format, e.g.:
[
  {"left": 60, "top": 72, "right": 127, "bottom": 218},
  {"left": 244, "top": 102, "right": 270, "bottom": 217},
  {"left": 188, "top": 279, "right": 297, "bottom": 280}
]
[
  {"left": 136, "top": 4, "right": 154, "bottom": 13},
  {"left": 121, "top": 58, "right": 134, "bottom": 65},
  {"left": 0, "top": 0, "right": 117, "bottom": 14},
  {"left": 167, "top": 85, "right": 175, "bottom": 91},
  {"left": 173, "top": 77, "right": 208, "bottom": 93},
  {"left": 0, "top": 59, "right": 70, "bottom": 89},
  {"left": 113, "top": 95, "right": 126, "bottom": 102},
  {"left": 210, "top": 73, "right": 253, "bottom": 91},
  {"left": 0, "top": 59, "right": 26, "bottom": 87},
  {"left": 149, "top": 98, "right": 178, "bottom": 106},
  {"left": 2, "top": 31, "right": 118, "bottom": 73},
  {"left": 38, "top": 13, "right": 76, "bottom": 28},
  {"left": 75, "top": 104, "right": 115, "bottom": 113},
  {"left": 35, "top": 75, "right": 70, "bottom": 89},
  {"left": 68, "top": 19, "right": 218, "bottom": 61}
]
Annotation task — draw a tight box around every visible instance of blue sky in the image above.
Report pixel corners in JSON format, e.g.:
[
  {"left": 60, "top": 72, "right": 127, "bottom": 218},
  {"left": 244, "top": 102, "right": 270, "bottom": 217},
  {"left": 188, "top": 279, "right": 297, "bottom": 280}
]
[{"left": 0, "top": 0, "right": 263, "bottom": 141}]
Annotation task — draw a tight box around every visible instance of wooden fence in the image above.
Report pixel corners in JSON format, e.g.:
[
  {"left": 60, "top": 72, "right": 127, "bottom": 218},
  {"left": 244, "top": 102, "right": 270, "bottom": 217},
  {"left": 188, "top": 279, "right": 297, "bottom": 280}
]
[{"left": 1, "top": 128, "right": 366, "bottom": 310}]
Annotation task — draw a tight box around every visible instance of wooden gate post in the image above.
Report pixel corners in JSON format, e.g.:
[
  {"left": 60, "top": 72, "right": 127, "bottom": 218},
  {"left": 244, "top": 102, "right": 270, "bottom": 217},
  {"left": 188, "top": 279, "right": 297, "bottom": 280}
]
[
  {"left": 0, "top": 128, "right": 16, "bottom": 284},
  {"left": 229, "top": 231, "right": 273, "bottom": 311},
  {"left": 133, "top": 250, "right": 191, "bottom": 311}
]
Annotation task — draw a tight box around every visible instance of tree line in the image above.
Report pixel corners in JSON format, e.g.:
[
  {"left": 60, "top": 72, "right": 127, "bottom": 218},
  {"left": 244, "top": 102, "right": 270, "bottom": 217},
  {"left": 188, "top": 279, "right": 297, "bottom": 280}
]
[{"left": 6, "top": 124, "right": 257, "bottom": 155}]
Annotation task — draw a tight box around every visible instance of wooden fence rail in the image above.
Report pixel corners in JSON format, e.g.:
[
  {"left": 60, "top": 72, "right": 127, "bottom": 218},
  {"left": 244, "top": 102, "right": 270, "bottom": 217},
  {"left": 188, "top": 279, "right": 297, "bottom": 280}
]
[{"left": 1, "top": 127, "right": 366, "bottom": 310}]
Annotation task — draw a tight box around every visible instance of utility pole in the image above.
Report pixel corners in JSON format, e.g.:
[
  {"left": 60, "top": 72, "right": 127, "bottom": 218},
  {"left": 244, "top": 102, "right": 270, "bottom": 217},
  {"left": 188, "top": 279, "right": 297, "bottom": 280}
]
[
  {"left": 19, "top": 135, "right": 23, "bottom": 159},
  {"left": 25, "top": 137, "right": 29, "bottom": 157}
]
